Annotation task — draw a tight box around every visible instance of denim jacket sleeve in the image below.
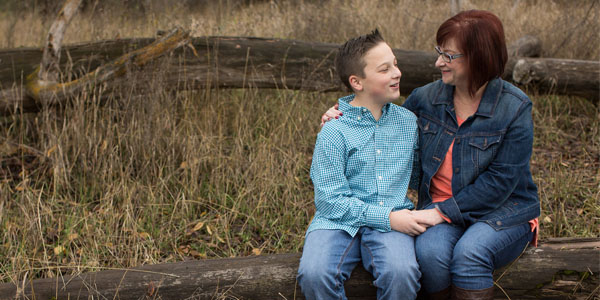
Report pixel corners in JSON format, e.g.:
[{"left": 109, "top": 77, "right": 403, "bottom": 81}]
[
  {"left": 310, "top": 130, "right": 393, "bottom": 231},
  {"left": 408, "top": 131, "right": 421, "bottom": 191},
  {"left": 436, "top": 100, "right": 535, "bottom": 225}
]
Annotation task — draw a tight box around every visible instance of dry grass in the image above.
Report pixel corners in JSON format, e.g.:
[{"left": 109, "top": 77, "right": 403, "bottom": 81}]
[
  {"left": 1, "top": 0, "right": 598, "bottom": 60},
  {"left": 0, "top": 0, "right": 598, "bottom": 284}
]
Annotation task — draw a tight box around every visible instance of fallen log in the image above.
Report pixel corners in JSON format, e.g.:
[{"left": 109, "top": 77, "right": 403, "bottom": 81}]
[
  {"left": 1, "top": 33, "right": 596, "bottom": 115},
  {"left": 0, "top": 28, "right": 190, "bottom": 114},
  {"left": 512, "top": 57, "right": 600, "bottom": 101},
  {"left": 0, "top": 238, "right": 597, "bottom": 300}
]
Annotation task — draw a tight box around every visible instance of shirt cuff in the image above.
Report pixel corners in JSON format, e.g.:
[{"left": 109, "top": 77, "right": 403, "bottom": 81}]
[{"left": 364, "top": 205, "right": 394, "bottom": 231}]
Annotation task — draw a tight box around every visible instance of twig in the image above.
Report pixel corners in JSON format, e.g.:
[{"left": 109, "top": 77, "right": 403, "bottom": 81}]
[{"left": 21, "top": 265, "right": 180, "bottom": 278}]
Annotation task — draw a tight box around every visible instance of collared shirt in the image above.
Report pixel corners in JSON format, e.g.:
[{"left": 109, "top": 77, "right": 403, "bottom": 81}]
[{"left": 307, "top": 94, "right": 418, "bottom": 237}]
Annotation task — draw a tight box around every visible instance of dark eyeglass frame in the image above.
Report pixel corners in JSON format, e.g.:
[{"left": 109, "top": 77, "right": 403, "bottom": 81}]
[{"left": 435, "top": 46, "right": 463, "bottom": 63}]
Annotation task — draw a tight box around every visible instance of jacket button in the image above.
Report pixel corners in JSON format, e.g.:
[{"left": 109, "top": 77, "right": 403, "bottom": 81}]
[{"left": 496, "top": 221, "right": 502, "bottom": 226}]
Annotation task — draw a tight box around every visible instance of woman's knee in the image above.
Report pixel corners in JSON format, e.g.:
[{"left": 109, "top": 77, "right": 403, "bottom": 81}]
[
  {"left": 416, "top": 230, "right": 455, "bottom": 265},
  {"left": 454, "top": 242, "right": 492, "bottom": 267}
]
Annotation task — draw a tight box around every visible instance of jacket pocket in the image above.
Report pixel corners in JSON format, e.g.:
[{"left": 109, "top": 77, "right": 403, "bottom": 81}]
[
  {"left": 417, "top": 117, "right": 440, "bottom": 149},
  {"left": 469, "top": 134, "right": 503, "bottom": 170}
]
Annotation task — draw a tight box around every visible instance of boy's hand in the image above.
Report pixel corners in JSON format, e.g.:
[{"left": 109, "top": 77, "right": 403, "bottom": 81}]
[
  {"left": 389, "top": 209, "right": 427, "bottom": 236},
  {"left": 410, "top": 209, "right": 445, "bottom": 227},
  {"left": 320, "top": 103, "right": 342, "bottom": 127}
]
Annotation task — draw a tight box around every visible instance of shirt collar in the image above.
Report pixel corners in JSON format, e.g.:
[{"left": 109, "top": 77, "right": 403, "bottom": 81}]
[
  {"left": 338, "top": 94, "right": 390, "bottom": 121},
  {"left": 433, "top": 77, "right": 503, "bottom": 118}
]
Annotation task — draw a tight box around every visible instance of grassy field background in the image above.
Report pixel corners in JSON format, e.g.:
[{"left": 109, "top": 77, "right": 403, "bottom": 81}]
[{"left": 0, "top": 0, "right": 598, "bottom": 283}]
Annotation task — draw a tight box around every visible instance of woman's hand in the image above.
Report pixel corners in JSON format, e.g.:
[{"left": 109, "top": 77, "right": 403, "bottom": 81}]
[
  {"left": 320, "top": 103, "right": 342, "bottom": 127},
  {"left": 389, "top": 209, "right": 427, "bottom": 236},
  {"left": 410, "top": 209, "right": 445, "bottom": 227}
]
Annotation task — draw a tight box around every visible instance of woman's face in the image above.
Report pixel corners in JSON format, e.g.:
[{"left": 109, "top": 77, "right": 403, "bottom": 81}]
[{"left": 435, "top": 38, "right": 468, "bottom": 88}]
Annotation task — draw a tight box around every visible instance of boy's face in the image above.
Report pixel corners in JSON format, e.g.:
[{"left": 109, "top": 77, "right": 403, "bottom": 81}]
[{"left": 355, "top": 42, "right": 401, "bottom": 103}]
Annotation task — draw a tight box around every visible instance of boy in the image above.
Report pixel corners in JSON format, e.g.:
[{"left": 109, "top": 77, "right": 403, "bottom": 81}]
[{"left": 297, "top": 29, "right": 426, "bottom": 299}]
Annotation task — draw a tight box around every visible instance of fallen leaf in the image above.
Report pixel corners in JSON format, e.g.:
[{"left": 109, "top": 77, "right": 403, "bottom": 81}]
[
  {"left": 53, "top": 245, "right": 65, "bottom": 255},
  {"left": 543, "top": 216, "right": 552, "bottom": 223},
  {"left": 178, "top": 245, "right": 190, "bottom": 254},
  {"left": 576, "top": 209, "right": 583, "bottom": 215},
  {"left": 46, "top": 145, "right": 57, "bottom": 157},
  {"left": 252, "top": 248, "right": 262, "bottom": 256},
  {"left": 189, "top": 250, "right": 207, "bottom": 259},
  {"left": 138, "top": 232, "right": 150, "bottom": 239},
  {"left": 67, "top": 233, "right": 79, "bottom": 241},
  {"left": 206, "top": 225, "right": 213, "bottom": 235},
  {"left": 192, "top": 221, "right": 205, "bottom": 232}
]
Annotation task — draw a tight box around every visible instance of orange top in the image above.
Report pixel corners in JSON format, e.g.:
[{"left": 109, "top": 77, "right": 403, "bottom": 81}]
[
  {"left": 430, "top": 116, "right": 465, "bottom": 203},
  {"left": 429, "top": 116, "right": 538, "bottom": 246}
]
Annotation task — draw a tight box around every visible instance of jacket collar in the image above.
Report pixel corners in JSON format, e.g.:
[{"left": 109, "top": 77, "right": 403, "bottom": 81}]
[{"left": 433, "top": 77, "right": 503, "bottom": 118}]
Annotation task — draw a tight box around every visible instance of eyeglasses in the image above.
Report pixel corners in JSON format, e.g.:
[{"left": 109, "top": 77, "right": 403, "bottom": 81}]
[{"left": 435, "top": 46, "right": 463, "bottom": 63}]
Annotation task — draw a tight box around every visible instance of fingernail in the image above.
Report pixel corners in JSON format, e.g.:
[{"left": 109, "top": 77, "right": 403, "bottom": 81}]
[
  {"left": 340, "top": 113, "right": 343, "bottom": 116},
  {"left": 335, "top": 116, "right": 339, "bottom": 119}
]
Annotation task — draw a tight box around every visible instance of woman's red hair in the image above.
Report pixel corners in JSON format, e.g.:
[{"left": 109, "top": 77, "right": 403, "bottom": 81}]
[{"left": 436, "top": 10, "right": 508, "bottom": 95}]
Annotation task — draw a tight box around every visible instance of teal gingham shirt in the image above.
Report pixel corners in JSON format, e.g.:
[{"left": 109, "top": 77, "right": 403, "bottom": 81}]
[{"left": 307, "top": 95, "right": 419, "bottom": 237}]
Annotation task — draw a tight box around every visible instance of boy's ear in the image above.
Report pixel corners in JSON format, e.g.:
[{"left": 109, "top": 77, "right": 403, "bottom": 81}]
[{"left": 349, "top": 75, "right": 363, "bottom": 91}]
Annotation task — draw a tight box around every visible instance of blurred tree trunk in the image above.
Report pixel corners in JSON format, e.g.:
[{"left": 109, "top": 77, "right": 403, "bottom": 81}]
[
  {"left": 450, "top": 0, "right": 461, "bottom": 16},
  {"left": 37, "top": 0, "right": 82, "bottom": 83}
]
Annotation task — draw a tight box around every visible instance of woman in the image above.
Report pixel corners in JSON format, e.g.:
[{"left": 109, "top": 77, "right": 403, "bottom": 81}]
[{"left": 321, "top": 10, "right": 539, "bottom": 300}]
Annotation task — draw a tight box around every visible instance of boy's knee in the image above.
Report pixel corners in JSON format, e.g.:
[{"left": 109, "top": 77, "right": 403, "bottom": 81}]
[
  {"left": 379, "top": 258, "right": 420, "bottom": 283},
  {"left": 297, "top": 262, "right": 336, "bottom": 290},
  {"left": 374, "top": 260, "right": 420, "bottom": 298}
]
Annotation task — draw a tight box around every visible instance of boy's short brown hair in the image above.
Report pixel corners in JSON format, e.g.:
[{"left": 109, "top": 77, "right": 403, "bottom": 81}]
[{"left": 335, "top": 29, "right": 385, "bottom": 91}]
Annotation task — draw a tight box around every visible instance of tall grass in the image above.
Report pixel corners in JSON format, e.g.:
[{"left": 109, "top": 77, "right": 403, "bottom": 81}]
[
  {"left": 1, "top": 0, "right": 598, "bottom": 60},
  {"left": 0, "top": 0, "right": 598, "bottom": 283}
]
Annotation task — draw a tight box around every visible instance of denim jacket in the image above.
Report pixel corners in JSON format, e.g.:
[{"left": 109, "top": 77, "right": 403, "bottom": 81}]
[{"left": 403, "top": 78, "right": 540, "bottom": 229}]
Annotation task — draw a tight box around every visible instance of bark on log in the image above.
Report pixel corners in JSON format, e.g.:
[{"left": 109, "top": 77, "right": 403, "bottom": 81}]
[
  {"left": 0, "top": 238, "right": 597, "bottom": 300},
  {"left": 0, "top": 35, "right": 596, "bottom": 115},
  {"left": 512, "top": 57, "right": 599, "bottom": 101}
]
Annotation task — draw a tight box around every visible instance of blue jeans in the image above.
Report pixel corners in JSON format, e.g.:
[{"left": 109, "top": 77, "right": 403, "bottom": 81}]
[
  {"left": 297, "top": 228, "right": 420, "bottom": 300},
  {"left": 415, "top": 221, "right": 533, "bottom": 292}
]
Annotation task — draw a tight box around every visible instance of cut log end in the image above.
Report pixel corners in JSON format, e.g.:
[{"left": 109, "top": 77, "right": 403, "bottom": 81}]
[{"left": 512, "top": 58, "right": 548, "bottom": 85}]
